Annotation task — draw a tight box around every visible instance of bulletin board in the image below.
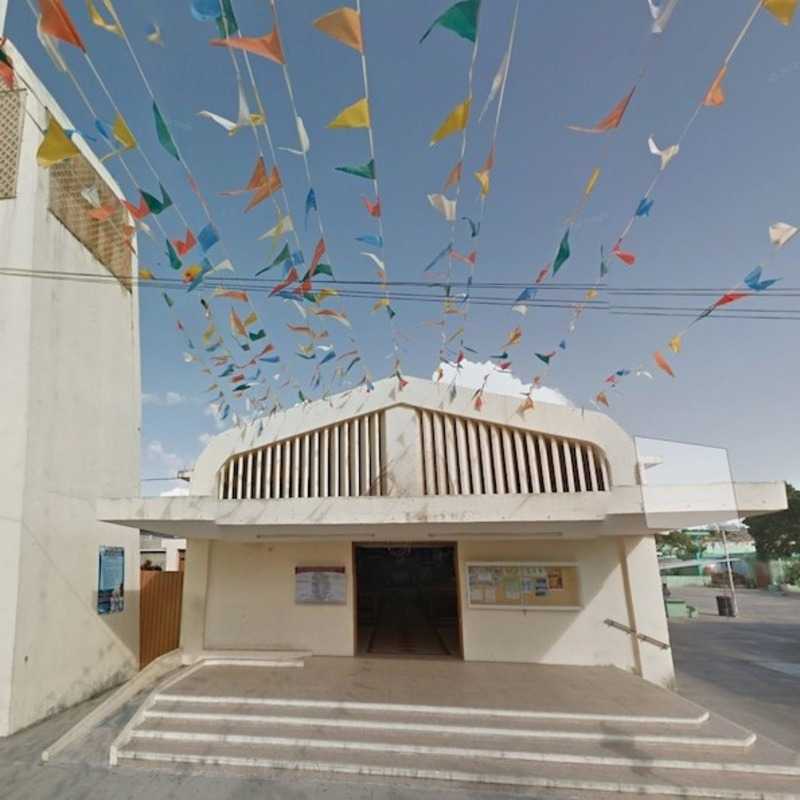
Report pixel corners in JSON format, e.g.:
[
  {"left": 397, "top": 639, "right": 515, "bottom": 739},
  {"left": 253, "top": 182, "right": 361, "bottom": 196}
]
[
  {"left": 466, "top": 562, "right": 580, "bottom": 610},
  {"left": 295, "top": 566, "right": 347, "bottom": 605}
]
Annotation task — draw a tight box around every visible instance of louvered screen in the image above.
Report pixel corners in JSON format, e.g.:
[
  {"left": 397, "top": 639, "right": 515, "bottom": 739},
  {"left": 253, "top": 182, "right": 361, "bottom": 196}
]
[
  {"left": 218, "top": 411, "right": 385, "bottom": 499},
  {"left": 417, "top": 410, "right": 610, "bottom": 496},
  {"left": 0, "top": 88, "right": 24, "bottom": 199}
]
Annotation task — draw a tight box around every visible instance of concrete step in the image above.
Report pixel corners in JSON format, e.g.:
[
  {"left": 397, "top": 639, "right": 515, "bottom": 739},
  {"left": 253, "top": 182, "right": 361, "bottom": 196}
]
[
  {"left": 114, "top": 737, "right": 800, "bottom": 799},
  {"left": 131, "top": 714, "right": 800, "bottom": 775},
  {"left": 146, "top": 697, "right": 757, "bottom": 747}
]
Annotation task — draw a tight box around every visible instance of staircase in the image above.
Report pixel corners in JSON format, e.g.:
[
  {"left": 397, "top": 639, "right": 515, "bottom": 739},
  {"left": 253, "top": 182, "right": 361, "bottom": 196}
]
[{"left": 112, "top": 687, "right": 800, "bottom": 798}]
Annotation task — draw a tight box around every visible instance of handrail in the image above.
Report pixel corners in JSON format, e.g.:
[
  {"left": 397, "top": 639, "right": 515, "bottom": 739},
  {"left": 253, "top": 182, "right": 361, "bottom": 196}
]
[{"left": 604, "top": 618, "right": 670, "bottom": 651}]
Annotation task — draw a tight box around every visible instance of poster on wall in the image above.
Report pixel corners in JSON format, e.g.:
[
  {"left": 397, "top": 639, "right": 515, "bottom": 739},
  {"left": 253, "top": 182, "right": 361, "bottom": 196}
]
[
  {"left": 97, "top": 546, "right": 125, "bottom": 614},
  {"left": 467, "top": 563, "right": 577, "bottom": 609},
  {"left": 295, "top": 566, "right": 346, "bottom": 605}
]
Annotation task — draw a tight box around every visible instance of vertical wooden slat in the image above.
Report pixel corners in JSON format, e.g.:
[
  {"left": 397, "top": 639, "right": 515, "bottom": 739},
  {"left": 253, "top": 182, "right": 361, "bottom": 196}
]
[
  {"left": 340, "top": 422, "right": 350, "bottom": 496},
  {"left": 421, "top": 411, "right": 436, "bottom": 495},
  {"left": 490, "top": 426, "right": 507, "bottom": 494},
  {"left": 538, "top": 435, "right": 553, "bottom": 493},
  {"left": 444, "top": 415, "right": 459, "bottom": 494},
  {"left": 501, "top": 428, "right": 518, "bottom": 493},
  {"left": 466, "top": 420, "right": 482, "bottom": 494},
  {"left": 297, "top": 435, "right": 307, "bottom": 498},
  {"left": 282, "top": 441, "right": 292, "bottom": 498},
  {"left": 263, "top": 447, "right": 273, "bottom": 499},
  {"left": 478, "top": 422, "right": 494, "bottom": 493},
  {"left": 291, "top": 437, "right": 300, "bottom": 498},
  {"left": 254, "top": 450, "right": 262, "bottom": 499},
  {"left": 218, "top": 468, "right": 225, "bottom": 500},
  {"left": 350, "top": 419, "right": 360, "bottom": 497},
  {"left": 371, "top": 413, "right": 381, "bottom": 494},
  {"left": 272, "top": 442, "right": 282, "bottom": 498},
  {"left": 513, "top": 430, "right": 529, "bottom": 493},
  {"left": 574, "top": 443, "right": 587, "bottom": 492},
  {"left": 359, "top": 416, "right": 370, "bottom": 495},
  {"left": 432, "top": 412, "right": 447, "bottom": 495},
  {"left": 311, "top": 431, "right": 320, "bottom": 497},
  {"left": 562, "top": 440, "right": 576, "bottom": 492},
  {"left": 550, "top": 437, "right": 564, "bottom": 492},
  {"left": 236, "top": 455, "right": 244, "bottom": 499},
  {"left": 322, "top": 428, "right": 331, "bottom": 497},
  {"left": 226, "top": 459, "right": 234, "bottom": 500},
  {"left": 244, "top": 453, "right": 253, "bottom": 499},
  {"left": 586, "top": 446, "right": 599, "bottom": 491},
  {"left": 600, "top": 457, "right": 610, "bottom": 492},
  {"left": 525, "top": 433, "right": 541, "bottom": 493},
  {"left": 455, "top": 417, "right": 471, "bottom": 494}
]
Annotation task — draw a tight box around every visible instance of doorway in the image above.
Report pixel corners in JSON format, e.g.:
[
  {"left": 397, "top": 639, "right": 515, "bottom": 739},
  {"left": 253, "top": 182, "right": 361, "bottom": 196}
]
[{"left": 355, "top": 544, "right": 461, "bottom": 657}]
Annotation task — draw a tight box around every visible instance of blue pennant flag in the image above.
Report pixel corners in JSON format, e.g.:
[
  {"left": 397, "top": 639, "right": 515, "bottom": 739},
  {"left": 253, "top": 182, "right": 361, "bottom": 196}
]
[
  {"left": 424, "top": 243, "right": 453, "bottom": 272},
  {"left": 356, "top": 234, "right": 383, "bottom": 248},
  {"left": 635, "top": 197, "right": 654, "bottom": 217},
  {"left": 305, "top": 188, "right": 317, "bottom": 229},
  {"left": 198, "top": 223, "right": 219, "bottom": 252}
]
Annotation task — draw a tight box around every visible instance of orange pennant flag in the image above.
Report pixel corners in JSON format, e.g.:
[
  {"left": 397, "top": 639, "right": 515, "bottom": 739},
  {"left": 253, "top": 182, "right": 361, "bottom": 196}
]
[
  {"left": 313, "top": 7, "right": 363, "bottom": 53},
  {"left": 244, "top": 165, "right": 282, "bottom": 212},
  {"left": 222, "top": 156, "right": 267, "bottom": 197},
  {"left": 39, "top": 0, "right": 86, "bottom": 51},
  {"left": 443, "top": 160, "right": 463, "bottom": 191},
  {"left": 568, "top": 87, "right": 636, "bottom": 133},
  {"left": 229, "top": 308, "right": 247, "bottom": 337},
  {"left": 172, "top": 229, "right": 197, "bottom": 256},
  {"left": 703, "top": 66, "right": 727, "bottom": 107},
  {"left": 210, "top": 28, "right": 285, "bottom": 65},
  {"left": 309, "top": 237, "right": 326, "bottom": 277},
  {"left": 270, "top": 267, "right": 299, "bottom": 296},
  {"left": 653, "top": 351, "right": 675, "bottom": 378},
  {"left": 88, "top": 202, "right": 117, "bottom": 221},
  {"left": 214, "top": 290, "right": 249, "bottom": 302},
  {"left": 595, "top": 391, "right": 610, "bottom": 408},
  {"left": 362, "top": 196, "right": 381, "bottom": 217},
  {"left": 123, "top": 195, "right": 149, "bottom": 221}
]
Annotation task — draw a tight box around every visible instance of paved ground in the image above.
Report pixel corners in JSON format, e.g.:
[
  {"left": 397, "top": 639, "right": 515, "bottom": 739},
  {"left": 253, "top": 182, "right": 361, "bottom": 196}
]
[
  {"left": 669, "top": 586, "right": 800, "bottom": 752},
  {"left": 1, "top": 586, "right": 797, "bottom": 799}
]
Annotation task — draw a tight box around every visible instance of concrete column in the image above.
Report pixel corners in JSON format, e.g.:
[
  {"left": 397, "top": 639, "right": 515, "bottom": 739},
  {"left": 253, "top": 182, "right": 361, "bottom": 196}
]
[
  {"left": 616, "top": 537, "right": 644, "bottom": 677},
  {"left": 180, "top": 540, "right": 210, "bottom": 661},
  {"left": 381, "top": 406, "right": 424, "bottom": 496}
]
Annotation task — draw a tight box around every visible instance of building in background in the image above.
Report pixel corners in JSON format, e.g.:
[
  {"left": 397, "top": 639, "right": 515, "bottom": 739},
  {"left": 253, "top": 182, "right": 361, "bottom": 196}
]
[
  {"left": 0, "top": 37, "right": 140, "bottom": 736},
  {"left": 100, "top": 378, "right": 785, "bottom": 689},
  {"left": 140, "top": 533, "right": 187, "bottom": 572}
]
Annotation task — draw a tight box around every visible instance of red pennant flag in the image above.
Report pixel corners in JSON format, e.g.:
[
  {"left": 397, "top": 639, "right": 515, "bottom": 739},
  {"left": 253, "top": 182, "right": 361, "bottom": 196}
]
[
  {"left": 443, "top": 160, "right": 462, "bottom": 191},
  {"left": 172, "top": 229, "right": 197, "bottom": 256},
  {"left": 123, "top": 195, "right": 150, "bottom": 221},
  {"left": 362, "top": 196, "right": 381, "bottom": 217},
  {"left": 653, "top": 351, "right": 675, "bottom": 378},
  {"left": 270, "top": 267, "right": 299, "bottom": 296},
  {"left": 452, "top": 250, "right": 477, "bottom": 266},
  {"left": 39, "top": 0, "right": 86, "bottom": 51},
  {"left": 569, "top": 87, "right": 636, "bottom": 134},
  {"left": 309, "top": 238, "right": 326, "bottom": 277},
  {"left": 88, "top": 202, "right": 117, "bottom": 221},
  {"left": 535, "top": 266, "right": 549, "bottom": 284},
  {"left": 713, "top": 291, "right": 748, "bottom": 309},
  {"left": 222, "top": 157, "right": 268, "bottom": 197},
  {"left": 210, "top": 29, "right": 285, "bottom": 65},
  {"left": 612, "top": 241, "right": 636, "bottom": 266},
  {"left": 244, "top": 166, "right": 282, "bottom": 212}
]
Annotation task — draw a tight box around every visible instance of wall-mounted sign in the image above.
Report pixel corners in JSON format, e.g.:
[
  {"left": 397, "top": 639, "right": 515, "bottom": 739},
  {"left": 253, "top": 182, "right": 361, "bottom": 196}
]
[
  {"left": 295, "top": 566, "right": 346, "bottom": 605},
  {"left": 98, "top": 546, "right": 125, "bottom": 614},
  {"left": 466, "top": 562, "right": 579, "bottom": 610}
]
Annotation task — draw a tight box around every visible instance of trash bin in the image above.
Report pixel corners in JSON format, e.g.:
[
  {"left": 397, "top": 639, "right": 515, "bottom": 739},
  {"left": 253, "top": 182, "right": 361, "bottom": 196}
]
[{"left": 716, "top": 595, "right": 734, "bottom": 617}]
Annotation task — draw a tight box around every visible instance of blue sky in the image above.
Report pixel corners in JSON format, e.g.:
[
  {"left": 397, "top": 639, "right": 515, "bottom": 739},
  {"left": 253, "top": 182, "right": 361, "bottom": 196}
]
[{"left": 7, "top": 1, "right": 800, "bottom": 493}]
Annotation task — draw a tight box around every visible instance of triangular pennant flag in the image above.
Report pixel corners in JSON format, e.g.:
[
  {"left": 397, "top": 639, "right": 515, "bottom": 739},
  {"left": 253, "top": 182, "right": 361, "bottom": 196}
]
[
  {"left": 192, "top": 0, "right": 221, "bottom": 22},
  {"left": 356, "top": 234, "right": 383, "bottom": 248},
  {"left": 552, "top": 229, "right": 570, "bottom": 274},
  {"left": 0, "top": 40, "right": 14, "bottom": 90},
  {"left": 39, "top": 0, "right": 86, "bottom": 51},
  {"left": 612, "top": 241, "right": 636, "bottom": 266},
  {"left": 222, "top": 156, "right": 267, "bottom": 197},
  {"left": 256, "top": 243, "right": 291, "bottom": 276},
  {"left": 141, "top": 183, "right": 172, "bottom": 214},
  {"left": 668, "top": 335, "right": 682, "bottom": 354},
  {"left": 153, "top": 102, "right": 180, "bottom": 160},
  {"left": 335, "top": 159, "right": 375, "bottom": 179},
  {"left": 328, "top": 97, "right": 370, "bottom": 129},
  {"left": 313, "top": 7, "right": 363, "bottom": 52},
  {"left": 123, "top": 194, "right": 150, "bottom": 221},
  {"left": 88, "top": 0, "right": 122, "bottom": 36},
  {"left": 431, "top": 99, "right": 471, "bottom": 146},
  {"left": 198, "top": 223, "right": 219, "bottom": 252},
  {"left": 420, "top": 0, "right": 481, "bottom": 44},
  {"left": 503, "top": 327, "right": 522, "bottom": 347},
  {"left": 81, "top": 185, "right": 101, "bottom": 207},
  {"left": 88, "top": 202, "right": 117, "bottom": 221},
  {"left": 478, "top": 49, "right": 509, "bottom": 123},
  {"left": 763, "top": 0, "right": 798, "bottom": 26},
  {"left": 145, "top": 22, "right": 163, "bottom": 46},
  {"left": 713, "top": 291, "right": 748, "bottom": 309},
  {"left": 259, "top": 213, "right": 293, "bottom": 242},
  {"left": 600, "top": 246, "right": 608, "bottom": 277},
  {"left": 648, "top": 136, "right": 679, "bottom": 170},
  {"left": 653, "top": 351, "right": 675, "bottom": 377},
  {"left": 535, "top": 352, "right": 555, "bottom": 365},
  {"left": 36, "top": 114, "right": 80, "bottom": 167},
  {"left": 635, "top": 197, "right": 654, "bottom": 217},
  {"left": 568, "top": 87, "right": 636, "bottom": 133},
  {"left": 443, "top": 160, "right": 463, "bottom": 191},
  {"left": 278, "top": 115, "right": 310, "bottom": 156},
  {"left": 462, "top": 216, "right": 480, "bottom": 237},
  {"left": 584, "top": 167, "right": 601, "bottom": 197},
  {"left": 111, "top": 113, "right": 136, "bottom": 152},
  {"left": 305, "top": 188, "right": 317, "bottom": 229},
  {"left": 166, "top": 240, "right": 182, "bottom": 270},
  {"left": 648, "top": 0, "right": 680, "bottom": 33},
  {"left": 216, "top": 0, "right": 238, "bottom": 37},
  {"left": 270, "top": 267, "right": 299, "bottom": 296},
  {"left": 473, "top": 146, "right": 495, "bottom": 196},
  {"left": 361, "top": 252, "right": 386, "bottom": 276},
  {"left": 427, "top": 193, "right": 457, "bottom": 221},
  {"left": 703, "top": 66, "right": 727, "bottom": 107},
  {"left": 308, "top": 238, "right": 326, "bottom": 278},
  {"left": 768, "top": 222, "right": 798, "bottom": 248},
  {"left": 172, "top": 229, "right": 197, "bottom": 257},
  {"left": 210, "top": 28, "right": 285, "bottom": 65},
  {"left": 595, "top": 392, "right": 610, "bottom": 408},
  {"left": 362, "top": 196, "right": 381, "bottom": 217},
  {"left": 743, "top": 266, "right": 780, "bottom": 292},
  {"left": 244, "top": 166, "right": 282, "bottom": 212}
]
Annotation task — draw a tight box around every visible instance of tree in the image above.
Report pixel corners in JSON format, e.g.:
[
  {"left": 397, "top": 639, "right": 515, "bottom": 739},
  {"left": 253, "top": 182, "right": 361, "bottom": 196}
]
[
  {"left": 656, "top": 530, "right": 705, "bottom": 561},
  {"left": 744, "top": 482, "right": 800, "bottom": 560}
]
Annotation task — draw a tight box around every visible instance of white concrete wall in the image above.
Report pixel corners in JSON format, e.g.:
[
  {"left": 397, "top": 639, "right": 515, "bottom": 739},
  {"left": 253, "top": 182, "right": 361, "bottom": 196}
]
[
  {"left": 457, "top": 537, "right": 674, "bottom": 685},
  {"left": 203, "top": 541, "right": 354, "bottom": 655},
  {"left": 0, "top": 47, "right": 140, "bottom": 735}
]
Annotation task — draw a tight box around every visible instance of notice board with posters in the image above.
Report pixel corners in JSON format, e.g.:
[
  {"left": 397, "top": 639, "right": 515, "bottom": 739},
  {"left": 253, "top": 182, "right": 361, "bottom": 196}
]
[
  {"left": 294, "top": 566, "right": 347, "bottom": 605},
  {"left": 97, "top": 545, "right": 125, "bottom": 614},
  {"left": 466, "top": 562, "right": 580, "bottom": 610}
]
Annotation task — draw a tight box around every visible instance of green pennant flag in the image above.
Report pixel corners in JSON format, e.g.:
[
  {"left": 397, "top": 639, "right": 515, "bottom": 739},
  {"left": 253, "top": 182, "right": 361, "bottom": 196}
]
[
  {"left": 255, "top": 243, "right": 290, "bottom": 276},
  {"left": 335, "top": 159, "right": 375, "bottom": 180},
  {"left": 553, "top": 228, "right": 570, "bottom": 275},
  {"left": 215, "top": 0, "right": 239, "bottom": 37},
  {"left": 142, "top": 183, "right": 172, "bottom": 215},
  {"left": 420, "top": 0, "right": 481, "bottom": 44},
  {"left": 162, "top": 291, "right": 174, "bottom": 307},
  {"left": 248, "top": 329, "right": 266, "bottom": 342},
  {"left": 166, "top": 240, "right": 182, "bottom": 270},
  {"left": 153, "top": 102, "right": 180, "bottom": 161},
  {"left": 313, "top": 263, "right": 334, "bottom": 278}
]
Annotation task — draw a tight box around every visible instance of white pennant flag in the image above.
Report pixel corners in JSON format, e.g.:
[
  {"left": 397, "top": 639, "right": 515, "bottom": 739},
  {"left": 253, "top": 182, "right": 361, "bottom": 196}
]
[
  {"left": 647, "top": 135, "right": 679, "bottom": 171},
  {"left": 278, "top": 116, "right": 310, "bottom": 156},
  {"left": 198, "top": 83, "right": 262, "bottom": 135},
  {"left": 478, "top": 50, "right": 510, "bottom": 123},
  {"left": 80, "top": 185, "right": 101, "bottom": 208},
  {"left": 361, "top": 251, "right": 386, "bottom": 276},
  {"left": 427, "top": 193, "right": 457, "bottom": 222},
  {"left": 648, "top": 0, "right": 680, "bottom": 34},
  {"left": 258, "top": 214, "right": 294, "bottom": 242},
  {"left": 769, "top": 222, "right": 799, "bottom": 248}
]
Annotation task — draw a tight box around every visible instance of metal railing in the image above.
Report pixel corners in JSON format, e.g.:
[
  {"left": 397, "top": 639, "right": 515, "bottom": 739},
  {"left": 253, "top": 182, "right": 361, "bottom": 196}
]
[{"left": 604, "top": 618, "right": 670, "bottom": 650}]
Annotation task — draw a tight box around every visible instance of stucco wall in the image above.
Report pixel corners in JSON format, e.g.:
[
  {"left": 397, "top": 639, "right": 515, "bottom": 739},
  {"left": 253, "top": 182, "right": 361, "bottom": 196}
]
[
  {"left": 204, "top": 541, "right": 354, "bottom": 655},
  {"left": 457, "top": 537, "right": 674, "bottom": 685},
  {"left": 0, "top": 50, "right": 140, "bottom": 735}
]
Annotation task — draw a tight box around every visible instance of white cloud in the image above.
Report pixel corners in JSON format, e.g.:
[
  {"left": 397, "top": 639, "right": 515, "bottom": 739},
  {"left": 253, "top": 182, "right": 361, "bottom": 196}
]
[
  {"left": 143, "top": 391, "right": 187, "bottom": 407},
  {"left": 434, "top": 359, "right": 572, "bottom": 407},
  {"left": 160, "top": 486, "right": 189, "bottom": 497},
  {"left": 146, "top": 440, "right": 184, "bottom": 473}
]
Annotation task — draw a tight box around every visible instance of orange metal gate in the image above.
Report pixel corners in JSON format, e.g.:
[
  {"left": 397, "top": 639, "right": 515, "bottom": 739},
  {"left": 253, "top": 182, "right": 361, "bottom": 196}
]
[{"left": 139, "top": 570, "right": 183, "bottom": 668}]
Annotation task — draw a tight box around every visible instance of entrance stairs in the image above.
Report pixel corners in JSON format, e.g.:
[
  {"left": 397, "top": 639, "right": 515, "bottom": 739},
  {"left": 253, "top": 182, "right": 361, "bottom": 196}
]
[{"left": 111, "top": 660, "right": 800, "bottom": 799}]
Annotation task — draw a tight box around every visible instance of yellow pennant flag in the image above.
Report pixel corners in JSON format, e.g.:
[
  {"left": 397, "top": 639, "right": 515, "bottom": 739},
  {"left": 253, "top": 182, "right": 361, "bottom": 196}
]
[
  {"left": 139, "top": 268, "right": 154, "bottom": 281},
  {"left": 583, "top": 167, "right": 601, "bottom": 197},
  {"left": 88, "top": 0, "right": 123, "bottom": 36},
  {"left": 328, "top": 97, "right": 370, "bottom": 129},
  {"left": 763, "top": 0, "right": 798, "bottom": 26},
  {"left": 243, "top": 311, "right": 258, "bottom": 328},
  {"left": 313, "top": 7, "right": 363, "bottom": 52},
  {"left": 112, "top": 113, "right": 137, "bottom": 151},
  {"left": 668, "top": 335, "right": 682, "bottom": 353},
  {"left": 585, "top": 288, "right": 598, "bottom": 301},
  {"left": 372, "top": 297, "right": 390, "bottom": 313},
  {"left": 316, "top": 287, "right": 339, "bottom": 302},
  {"left": 430, "top": 99, "right": 471, "bottom": 146},
  {"left": 36, "top": 115, "right": 80, "bottom": 167}
]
